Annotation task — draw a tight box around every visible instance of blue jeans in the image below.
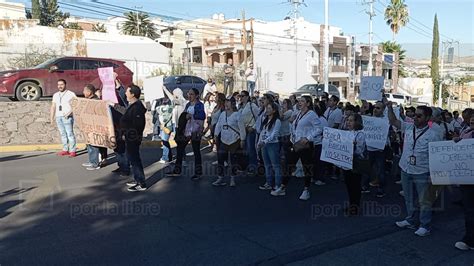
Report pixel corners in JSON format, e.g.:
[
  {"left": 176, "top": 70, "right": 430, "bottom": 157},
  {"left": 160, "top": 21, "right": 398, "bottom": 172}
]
[
  {"left": 245, "top": 130, "right": 257, "bottom": 172},
  {"left": 56, "top": 116, "right": 76, "bottom": 152},
  {"left": 262, "top": 143, "right": 282, "bottom": 187},
  {"left": 160, "top": 127, "right": 172, "bottom": 161},
  {"left": 87, "top": 145, "right": 99, "bottom": 167},
  {"left": 247, "top": 81, "right": 256, "bottom": 96},
  {"left": 401, "top": 171, "right": 433, "bottom": 229},
  {"left": 126, "top": 141, "right": 145, "bottom": 185}
]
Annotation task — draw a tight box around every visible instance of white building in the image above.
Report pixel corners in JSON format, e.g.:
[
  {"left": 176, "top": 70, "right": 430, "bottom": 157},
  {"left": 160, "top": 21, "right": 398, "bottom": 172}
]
[{"left": 0, "top": 0, "right": 26, "bottom": 19}]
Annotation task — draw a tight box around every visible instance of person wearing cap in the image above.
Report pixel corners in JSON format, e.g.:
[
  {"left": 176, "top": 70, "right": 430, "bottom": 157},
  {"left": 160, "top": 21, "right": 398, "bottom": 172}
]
[
  {"left": 212, "top": 96, "right": 246, "bottom": 187},
  {"left": 239, "top": 90, "right": 260, "bottom": 175}
]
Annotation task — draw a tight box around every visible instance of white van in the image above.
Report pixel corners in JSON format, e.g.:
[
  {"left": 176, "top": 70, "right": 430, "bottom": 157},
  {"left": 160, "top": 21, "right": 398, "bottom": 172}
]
[{"left": 385, "top": 93, "right": 411, "bottom": 105}]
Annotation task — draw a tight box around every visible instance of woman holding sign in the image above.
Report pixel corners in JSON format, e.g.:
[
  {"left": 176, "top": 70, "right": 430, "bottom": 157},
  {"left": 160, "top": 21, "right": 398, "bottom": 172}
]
[
  {"left": 342, "top": 114, "right": 367, "bottom": 216},
  {"left": 453, "top": 114, "right": 474, "bottom": 251}
]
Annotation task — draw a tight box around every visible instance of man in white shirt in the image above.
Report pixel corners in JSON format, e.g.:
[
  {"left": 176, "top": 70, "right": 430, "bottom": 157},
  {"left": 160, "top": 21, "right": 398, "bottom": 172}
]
[
  {"left": 245, "top": 62, "right": 257, "bottom": 96},
  {"left": 324, "top": 95, "right": 343, "bottom": 128},
  {"left": 50, "top": 79, "right": 77, "bottom": 157},
  {"left": 203, "top": 78, "right": 217, "bottom": 97},
  {"left": 385, "top": 99, "right": 442, "bottom": 237}
]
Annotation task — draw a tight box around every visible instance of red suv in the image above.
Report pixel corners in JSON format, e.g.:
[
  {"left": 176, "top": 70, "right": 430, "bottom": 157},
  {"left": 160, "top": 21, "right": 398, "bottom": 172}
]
[{"left": 0, "top": 57, "right": 134, "bottom": 101}]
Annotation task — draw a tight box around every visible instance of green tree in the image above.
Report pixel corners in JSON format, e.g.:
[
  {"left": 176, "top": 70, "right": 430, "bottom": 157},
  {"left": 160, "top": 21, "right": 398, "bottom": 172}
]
[
  {"left": 39, "top": 0, "right": 69, "bottom": 27},
  {"left": 92, "top": 23, "right": 107, "bottom": 33},
  {"left": 121, "top": 12, "right": 159, "bottom": 39},
  {"left": 381, "top": 41, "right": 407, "bottom": 77},
  {"left": 31, "top": 0, "right": 41, "bottom": 20},
  {"left": 64, "top": 22, "right": 82, "bottom": 30},
  {"left": 384, "top": 0, "right": 410, "bottom": 41},
  {"left": 431, "top": 14, "right": 440, "bottom": 104}
]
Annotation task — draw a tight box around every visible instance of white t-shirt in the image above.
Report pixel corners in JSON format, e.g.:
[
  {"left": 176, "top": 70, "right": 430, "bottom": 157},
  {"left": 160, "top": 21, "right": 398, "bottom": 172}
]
[
  {"left": 245, "top": 68, "right": 257, "bottom": 82},
  {"left": 187, "top": 105, "right": 195, "bottom": 115},
  {"left": 324, "top": 107, "right": 343, "bottom": 128},
  {"left": 52, "top": 90, "right": 76, "bottom": 117},
  {"left": 203, "top": 83, "right": 217, "bottom": 96}
]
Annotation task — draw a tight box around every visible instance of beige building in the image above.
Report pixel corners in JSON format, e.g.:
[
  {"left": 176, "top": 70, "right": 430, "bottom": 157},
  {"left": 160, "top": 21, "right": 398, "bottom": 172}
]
[{"left": 0, "top": 0, "right": 25, "bottom": 20}]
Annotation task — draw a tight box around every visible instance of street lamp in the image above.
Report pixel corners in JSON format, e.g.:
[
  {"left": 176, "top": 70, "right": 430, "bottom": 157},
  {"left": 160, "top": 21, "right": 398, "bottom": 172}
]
[{"left": 185, "top": 30, "right": 193, "bottom": 75}]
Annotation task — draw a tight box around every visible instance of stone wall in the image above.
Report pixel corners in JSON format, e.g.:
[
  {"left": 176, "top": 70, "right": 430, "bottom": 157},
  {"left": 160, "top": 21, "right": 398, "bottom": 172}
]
[{"left": 0, "top": 101, "right": 153, "bottom": 146}]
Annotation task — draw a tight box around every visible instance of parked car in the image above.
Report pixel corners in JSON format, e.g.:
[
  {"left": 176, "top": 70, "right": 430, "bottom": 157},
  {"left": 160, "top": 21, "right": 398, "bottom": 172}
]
[
  {"left": 163, "top": 75, "right": 206, "bottom": 98},
  {"left": 384, "top": 93, "right": 411, "bottom": 106},
  {"left": 292, "top": 84, "right": 340, "bottom": 99},
  {"left": 0, "top": 57, "right": 134, "bottom": 101}
]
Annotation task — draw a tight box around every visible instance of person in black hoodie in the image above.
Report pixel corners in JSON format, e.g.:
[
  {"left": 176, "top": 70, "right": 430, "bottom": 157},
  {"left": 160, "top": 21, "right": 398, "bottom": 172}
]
[
  {"left": 110, "top": 85, "right": 147, "bottom": 192},
  {"left": 111, "top": 73, "right": 131, "bottom": 176}
]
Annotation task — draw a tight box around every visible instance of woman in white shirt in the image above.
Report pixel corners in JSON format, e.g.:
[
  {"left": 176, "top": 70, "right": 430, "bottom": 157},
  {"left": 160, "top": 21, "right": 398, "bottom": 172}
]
[
  {"left": 279, "top": 99, "right": 294, "bottom": 182},
  {"left": 203, "top": 78, "right": 217, "bottom": 96},
  {"left": 212, "top": 97, "right": 246, "bottom": 187},
  {"left": 343, "top": 113, "right": 367, "bottom": 216},
  {"left": 257, "top": 102, "right": 282, "bottom": 191},
  {"left": 312, "top": 105, "right": 329, "bottom": 186},
  {"left": 272, "top": 96, "right": 321, "bottom": 201}
]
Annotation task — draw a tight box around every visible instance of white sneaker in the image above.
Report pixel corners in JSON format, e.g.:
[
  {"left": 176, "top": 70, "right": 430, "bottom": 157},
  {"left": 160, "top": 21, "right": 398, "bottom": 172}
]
[
  {"left": 211, "top": 161, "right": 218, "bottom": 165},
  {"left": 399, "top": 190, "right": 405, "bottom": 197},
  {"left": 314, "top": 180, "right": 326, "bottom": 186},
  {"left": 395, "top": 220, "right": 416, "bottom": 229},
  {"left": 212, "top": 177, "right": 226, "bottom": 186},
  {"left": 158, "top": 159, "right": 167, "bottom": 164},
  {"left": 414, "top": 227, "right": 431, "bottom": 237},
  {"left": 186, "top": 152, "right": 194, "bottom": 156},
  {"left": 224, "top": 161, "right": 229, "bottom": 167},
  {"left": 212, "top": 146, "right": 217, "bottom": 152},
  {"left": 395, "top": 180, "right": 402, "bottom": 185},
  {"left": 259, "top": 183, "right": 272, "bottom": 190},
  {"left": 229, "top": 177, "right": 236, "bottom": 187},
  {"left": 271, "top": 187, "right": 286, "bottom": 196},
  {"left": 455, "top": 241, "right": 474, "bottom": 251},
  {"left": 82, "top": 163, "right": 93, "bottom": 167},
  {"left": 299, "top": 189, "right": 310, "bottom": 201}
]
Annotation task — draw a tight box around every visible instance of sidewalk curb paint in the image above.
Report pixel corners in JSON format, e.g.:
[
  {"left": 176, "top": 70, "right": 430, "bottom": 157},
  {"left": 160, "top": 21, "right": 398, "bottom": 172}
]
[{"left": 0, "top": 140, "right": 211, "bottom": 153}]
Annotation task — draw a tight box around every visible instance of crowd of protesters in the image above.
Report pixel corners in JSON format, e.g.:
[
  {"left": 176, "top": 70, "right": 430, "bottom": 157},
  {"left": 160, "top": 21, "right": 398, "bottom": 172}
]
[{"left": 51, "top": 72, "right": 473, "bottom": 251}]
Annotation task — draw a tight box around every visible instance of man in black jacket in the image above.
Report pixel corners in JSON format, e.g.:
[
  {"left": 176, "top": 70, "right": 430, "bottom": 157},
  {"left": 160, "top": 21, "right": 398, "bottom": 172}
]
[
  {"left": 110, "top": 85, "right": 147, "bottom": 192},
  {"left": 111, "top": 74, "right": 131, "bottom": 176}
]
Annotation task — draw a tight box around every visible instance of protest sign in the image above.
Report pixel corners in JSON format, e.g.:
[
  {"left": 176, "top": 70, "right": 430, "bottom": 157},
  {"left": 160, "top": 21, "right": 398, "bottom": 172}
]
[
  {"left": 71, "top": 98, "right": 116, "bottom": 149},
  {"left": 360, "top": 76, "right": 384, "bottom": 101},
  {"left": 429, "top": 139, "right": 474, "bottom": 185},
  {"left": 383, "top": 105, "right": 401, "bottom": 121},
  {"left": 321, "top": 127, "right": 355, "bottom": 169},
  {"left": 143, "top": 76, "right": 165, "bottom": 102},
  {"left": 98, "top": 67, "right": 118, "bottom": 103},
  {"left": 362, "top": 116, "right": 389, "bottom": 150}
]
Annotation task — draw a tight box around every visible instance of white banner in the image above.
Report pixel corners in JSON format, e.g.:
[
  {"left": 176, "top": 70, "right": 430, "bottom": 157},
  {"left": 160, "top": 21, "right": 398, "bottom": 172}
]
[
  {"left": 143, "top": 76, "right": 164, "bottom": 102},
  {"left": 362, "top": 116, "right": 389, "bottom": 150},
  {"left": 321, "top": 127, "right": 355, "bottom": 169},
  {"left": 429, "top": 139, "right": 474, "bottom": 185},
  {"left": 383, "top": 105, "right": 401, "bottom": 121},
  {"left": 360, "top": 76, "right": 384, "bottom": 101}
]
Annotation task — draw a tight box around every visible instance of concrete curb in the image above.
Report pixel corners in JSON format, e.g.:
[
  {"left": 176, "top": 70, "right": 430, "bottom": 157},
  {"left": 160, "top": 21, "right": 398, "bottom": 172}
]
[{"left": 0, "top": 139, "right": 212, "bottom": 153}]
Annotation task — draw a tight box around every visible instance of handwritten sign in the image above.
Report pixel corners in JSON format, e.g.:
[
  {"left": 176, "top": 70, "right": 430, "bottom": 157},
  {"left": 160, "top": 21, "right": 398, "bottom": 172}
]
[
  {"left": 98, "top": 67, "right": 118, "bottom": 103},
  {"left": 71, "top": 98, "right": 116, "bottom": 149},
  {"left": 143, "top": 76, "right": 164, "bottom": 102},
  {"left": 321, "top": 127, "right": 355, "bottom": 169},
  {"left": 360, "top": 76, "right": 384, "bottom": 101},
  {"left": 362, "top": 116, "right": 389, "bottom": 150},
  {"left": 383, "top": 105, "right": 401, "bottom": 121},
  {"left": 429, "top": 139, "right": 474, "bottom": 185}
]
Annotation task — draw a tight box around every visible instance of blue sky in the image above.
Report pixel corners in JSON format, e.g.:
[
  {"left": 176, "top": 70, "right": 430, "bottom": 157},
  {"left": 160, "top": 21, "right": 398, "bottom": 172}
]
[{"left": 14, "top": 0, "right": 474, "bottom": 58}]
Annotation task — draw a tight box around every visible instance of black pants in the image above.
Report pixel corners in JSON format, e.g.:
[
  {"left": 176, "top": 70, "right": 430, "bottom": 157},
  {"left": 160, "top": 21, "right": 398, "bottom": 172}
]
[
  {"left": 343, "top": 170, "right": 362, "bottom": 208},
  {"left": 99, "top": 147, "right": 107, "bottom": 161},
  {"left": 283, "top": 143, "right": 314, "bottom": 188},
  {"left": 312, "top": 144, "right": 326, "bottom": 183},
  {"left": 175, "top": 136, "right": 202, "bottom": 176},
  {"left": 279, "top": 135, "right": 291, "bottom": 179},
  {"left": 126, "top": 141, "right": 145, "bottom": 185},
  {"left": 461, "top": 185, "right": 474, "bottom": 246}
]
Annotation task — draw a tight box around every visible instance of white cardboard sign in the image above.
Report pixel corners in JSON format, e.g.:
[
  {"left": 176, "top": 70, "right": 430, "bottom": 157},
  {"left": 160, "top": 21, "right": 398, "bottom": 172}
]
[
  {"left": 143, "top": 76, "right": 164, "bottom": 102},
  {"left": 360, "top": 76, "right": 384, "bottom": 101},
  {"left": 362, "top": 116, "right": 390, "bottom": 150},
  {"left": 429, "top": 139, "right": 474, "bottom": 185},
  {"left": 321, "top": 127, "right": 355, "bottom": 169}
]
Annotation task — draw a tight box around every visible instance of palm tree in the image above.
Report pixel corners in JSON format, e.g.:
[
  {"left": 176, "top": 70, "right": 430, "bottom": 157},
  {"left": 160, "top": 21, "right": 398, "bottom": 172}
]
[
  {"left": 384, "top": 0, "right": 409, "bottom": 41},
  {"left": 92, "top": 23, "right": 107, "bottom": 33},
  {"left": 121, "top": 11, "right": 159, "bottom": 39},
  {"left": 381, "top": 41, "right": 407, "bottom": 77}
]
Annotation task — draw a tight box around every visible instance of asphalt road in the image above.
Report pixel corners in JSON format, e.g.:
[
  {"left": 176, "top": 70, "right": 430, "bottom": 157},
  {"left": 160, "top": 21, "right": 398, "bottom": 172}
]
[{"left": 0, "top": 146, "right": 473, "bottom": 265}]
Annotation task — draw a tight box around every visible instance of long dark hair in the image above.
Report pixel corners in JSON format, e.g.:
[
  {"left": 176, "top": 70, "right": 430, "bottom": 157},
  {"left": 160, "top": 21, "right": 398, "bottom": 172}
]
[
  {"left": 301, "top": 95, "right": 314, "bottom": 110},
  {"left": 350, "top": 113, "right": 364, "bottom": 131},
  {"left": 262, "top": 103, "right": 280, "bottom": 131},
  {"left": 283, "top": 99, "right": 292, "bottom": 112}
]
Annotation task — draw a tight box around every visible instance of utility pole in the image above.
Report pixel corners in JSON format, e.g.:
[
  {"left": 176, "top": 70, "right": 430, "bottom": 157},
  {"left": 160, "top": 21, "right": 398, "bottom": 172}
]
[
  {"left": 133, "top": 6, "right": 142, "bottom": 36},
  {"left": 289, "top": 0, "right": 305, "bottom": 90},
  {"left": 185, "top": 30, "right": 193, "bottom": 75},
  {"left": 242, "top": 10, "right": 247, "bottom": 91},
  {"left": 363, "top": 0, "right": 375, "bottom": 76},
  {"left": 324, "top": 0, "right": 329, "bottom": 93},
  {"left": 250, "top": 18, "right": 254, "bottom": 65},
  {"left": 439, "top": 40, "right": 454, "bottom": 108}
]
